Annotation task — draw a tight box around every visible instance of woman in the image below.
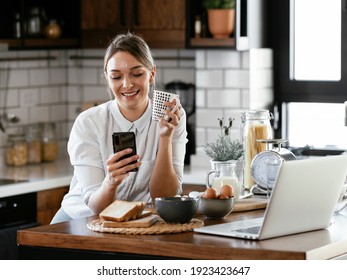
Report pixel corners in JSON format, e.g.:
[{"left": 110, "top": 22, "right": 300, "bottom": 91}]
[{"left": 51, "top": 33, "right": 187, "bottom": 223}]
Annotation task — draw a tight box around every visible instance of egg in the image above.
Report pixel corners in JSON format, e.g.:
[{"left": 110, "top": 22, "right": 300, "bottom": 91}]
[
  {"left": 202, "top": 187, "right": 218, "bottom": 199},
  {"left": 220, "top": 184, "right": 234, "bottom": 198},
  {"left": 218, "top": 193, "right": 229, "bottom": 199}
]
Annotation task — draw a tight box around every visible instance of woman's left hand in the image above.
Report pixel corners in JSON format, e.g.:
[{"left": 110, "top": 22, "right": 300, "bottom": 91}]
[{"left": 159, "top": 99, "right": 181, "bottom": 137}]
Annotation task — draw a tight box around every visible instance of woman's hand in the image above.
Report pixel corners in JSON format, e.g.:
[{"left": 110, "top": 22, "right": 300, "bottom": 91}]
[
  {"left": 106, "top": 149, "right": 141, "bottom": 185},
  {"left": 159, "top": 99, "right": 182, "bottom": 137}
]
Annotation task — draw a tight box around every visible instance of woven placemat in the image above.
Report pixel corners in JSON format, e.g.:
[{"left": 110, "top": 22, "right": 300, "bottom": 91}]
[{"left": 87, "top": 217, "right": 204, "bottom": 235}]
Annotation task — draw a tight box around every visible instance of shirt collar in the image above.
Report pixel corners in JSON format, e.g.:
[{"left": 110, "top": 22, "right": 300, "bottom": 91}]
[{"left": 111, "top": 99, "right": 152, "bottom": 133}]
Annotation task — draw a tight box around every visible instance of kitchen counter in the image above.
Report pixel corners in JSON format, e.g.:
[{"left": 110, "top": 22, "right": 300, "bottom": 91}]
[
  {"left": 0, "top": 158, "right": 207, "bottom": 198},
  {"left": 0, "top": 159, "right": 73, "bottom": 198},
  {"left": 17, "top": 208, "right": 347, "bottom": 260}
]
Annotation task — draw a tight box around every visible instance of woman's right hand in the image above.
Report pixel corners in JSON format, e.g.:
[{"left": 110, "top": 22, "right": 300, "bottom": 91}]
[{"left": 106, "top": 149, "right": 141, "bottom": 185}]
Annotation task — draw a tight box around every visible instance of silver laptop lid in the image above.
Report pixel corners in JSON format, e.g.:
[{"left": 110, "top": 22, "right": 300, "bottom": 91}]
[{"left": 259, "top": 155, "right": 347, "bottom": 239}]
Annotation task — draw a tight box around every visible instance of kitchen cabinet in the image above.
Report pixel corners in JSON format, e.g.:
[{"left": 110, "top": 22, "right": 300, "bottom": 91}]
[
  {"left": 37, "top": 186, "right": 68, "bottom": 225},
  {"left": 0, "top": 0, "right": 80, "bottom": 50},
  {"left": 81, "top": 0, "right": 186, "bottom": 49}
]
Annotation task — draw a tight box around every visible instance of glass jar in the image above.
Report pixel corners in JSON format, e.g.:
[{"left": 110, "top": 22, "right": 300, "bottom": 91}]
[
  {"left": 41, "top": 122, "right": 58, "bottom": 162},
  {"left": 44, "top": 19, "right": 62, "bottom": 39},
  {"left": 13, "top": 12, "right": 21, "bottom": 39},
  {"left": 26, "top": 124, "right": 42, "bottom": 164},
  {"left": 241, "top": 110, "right": 274, "bottom": 190},
  {"left": 27, "top": 7, "right": 43, "bottom": 37},
  {"left": 6, "top": 134, "right": 28, "bottom": 166}
]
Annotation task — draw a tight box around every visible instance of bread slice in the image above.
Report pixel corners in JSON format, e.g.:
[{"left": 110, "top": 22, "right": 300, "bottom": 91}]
[{"left": 99, "top": 200, "right": 146, "bottom": 222}]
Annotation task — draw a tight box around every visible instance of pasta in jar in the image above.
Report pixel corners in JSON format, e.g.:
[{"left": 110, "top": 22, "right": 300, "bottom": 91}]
[{"left": 241, "top": 110, "right": 273, "bottom": 190}]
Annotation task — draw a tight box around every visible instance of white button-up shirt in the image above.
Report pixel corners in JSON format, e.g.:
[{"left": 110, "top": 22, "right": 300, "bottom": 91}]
[{"left": 62, "top": 99, "right": 187, "bottom": 219}]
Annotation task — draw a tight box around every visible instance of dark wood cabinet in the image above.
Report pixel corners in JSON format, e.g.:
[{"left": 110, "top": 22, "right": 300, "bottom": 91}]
[
  {"left": 81, "top": 0, "right": 186, "bottom": 49},
  {"left": 37, "top": 186, "right": 68, "bottom": 225},
  {"left": 0, "top": 0, "right": 80, "bottom": 50},
  {"left": 0, "top": 0, "right": 186, "bottom": 50}
]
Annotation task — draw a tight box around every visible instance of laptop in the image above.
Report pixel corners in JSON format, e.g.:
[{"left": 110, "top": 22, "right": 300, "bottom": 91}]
[{"left": 194, "top": 155, "right": 347, "bottom": 240}]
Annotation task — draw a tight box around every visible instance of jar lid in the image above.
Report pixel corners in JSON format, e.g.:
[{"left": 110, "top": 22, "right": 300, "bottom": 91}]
[
  {"left": 7, "top": 133, "right": 26, "bottom": 141},
  {"left": 241, "top": 110, "right": 273, "bottom": 120}
]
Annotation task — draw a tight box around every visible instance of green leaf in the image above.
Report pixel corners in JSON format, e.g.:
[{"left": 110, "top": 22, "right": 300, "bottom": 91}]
[{"left": 204, "top": 135, "right": 244, "bottom": 161}]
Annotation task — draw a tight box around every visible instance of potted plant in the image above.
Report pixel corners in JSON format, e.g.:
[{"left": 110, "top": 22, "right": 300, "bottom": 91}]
[
  {"left": 203, "top": 117, "right": 243, "bottom": 162},
  {"left": 204, "top": 117, "right": 244, "bottom": 195},
  {"left": 203, "top": 0, "right": 235, "bottom": 39}
]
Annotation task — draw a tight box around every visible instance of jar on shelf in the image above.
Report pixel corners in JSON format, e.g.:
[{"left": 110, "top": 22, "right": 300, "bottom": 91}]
[
  {"left": 41, "top": 122, "right": 58, "bottom": 162},
  {"left": 44, "top": 19, "right": 62, "bottom": 39},
  {"left": 241, "top": 110, "right": 274, "bottom": 190},
  {"left": 26, "top": 124, "right": 42, "bottom": 164},
  {"left": 6, "top": 134, "right": 28, "bottom": 166},
  {"left": 13, "top": 12, "right": 22, "bottom": 39},
  {"left": 27, "top": 7, "right": 43, "bottom": 37}
]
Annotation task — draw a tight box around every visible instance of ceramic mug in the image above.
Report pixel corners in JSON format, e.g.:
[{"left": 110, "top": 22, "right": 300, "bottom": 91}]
[{"left": 152, "top": 90, "right": 180, "bottom": 122}]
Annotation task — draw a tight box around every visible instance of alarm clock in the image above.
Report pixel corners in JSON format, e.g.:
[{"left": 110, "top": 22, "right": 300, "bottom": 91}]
[{"left": 250, "top": 139, "right": 296, "bottom": 191}]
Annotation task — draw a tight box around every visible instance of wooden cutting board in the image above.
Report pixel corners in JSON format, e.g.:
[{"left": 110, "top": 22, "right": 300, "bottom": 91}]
[
  {"left": 101, "top": 214, "right": 158, "bottom": 228},
  {"left": 233, "top": 198, "right": 268, "bottom": 212}
]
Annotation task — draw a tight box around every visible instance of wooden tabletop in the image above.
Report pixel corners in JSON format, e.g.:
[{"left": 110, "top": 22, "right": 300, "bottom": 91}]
[{"left": 17, "top": 207, "right": 347, "bottom": 260}]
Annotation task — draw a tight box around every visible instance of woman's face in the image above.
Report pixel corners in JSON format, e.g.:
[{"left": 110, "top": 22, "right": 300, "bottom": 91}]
[{"left": 105, "top": 51, "right": 155, "bottom": 119}]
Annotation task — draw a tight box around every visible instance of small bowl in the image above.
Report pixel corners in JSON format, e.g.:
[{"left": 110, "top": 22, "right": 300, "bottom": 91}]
[
  {"left": 199, "top": 197, "right": 235, "bottom": 219},
  {"left": 155, "top": 197, "right": 198, "bottom": 224}
]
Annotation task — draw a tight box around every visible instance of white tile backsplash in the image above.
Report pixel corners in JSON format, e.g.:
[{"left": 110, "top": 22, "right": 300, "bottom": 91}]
[
  {"left": 0, "top": 47, "right": 273, "bottom": 165},
  {"left": 49, "top": 68, "right": 66, "bottom": 85},
  {"left": 195, "top": 50, "right": 206, "bottom": 69},
  {"left": 195, "top": 89, "right": 206, "bottom": 108},
  {"left": 191, "top": 48, "right": 273, "bottom": 166},
  {"left": 206, "top": 50, "right": 241, "bottom": 69},
  {"left": 83, "top": 86, "right": 109, "bottom": 102},
  {"left": 2, "top": 89, "right": 19, "bottom": 106},
  {"left": 20, "top": 89, "right": 39, "bottom": 107},
  {"left": 162, "top": 69, "right": 195, "bottom": 84},
  {"left": 8, "top": 69, "right": 29, "bottom": 87},
  {"left": 40, "top": 87, "right": 62, "bottom": 104},
  {"left": 29, "top": 106, "right": 50, "bottom": 123},
  {"left": 196, "top": 109, "right": 225, "bottom": 127},
  {"left": 80, "top": 68, "right": 99, "bottom": 84},
  {"left": 224, "top": 69, "right": 250, "bottom": 88},
  {"left": 29, "top": 69, "right": 50, "bottom": 86},
  {"left": 196, "top": 70, "right": 223, "bottom": 88},
  {"left": 50, "top": 104, "right": 67, "bottom": 121},
  {"left": 207, "top": 89, "right": 241, "bottom": 108}
]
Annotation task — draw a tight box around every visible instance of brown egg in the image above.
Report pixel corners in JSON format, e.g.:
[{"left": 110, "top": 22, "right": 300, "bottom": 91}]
[
  {"left": 202, "top": 187, "right": 218, "bottom": 199},
  {"left": 220, "top": 184, "right": 234, "bottom": 198},
  {"left": 218, "top": 193, "right": 229, "bottom": 199}
]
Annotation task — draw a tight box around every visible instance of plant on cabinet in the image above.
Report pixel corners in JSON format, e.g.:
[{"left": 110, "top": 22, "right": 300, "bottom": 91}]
[{"left": 202, "top": 0, "right": 235, "bottom": 39}]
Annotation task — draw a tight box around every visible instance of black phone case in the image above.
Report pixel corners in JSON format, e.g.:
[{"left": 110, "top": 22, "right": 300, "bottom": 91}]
[{"left": 112, "top": 132, "right": 138, "bottom": 172}]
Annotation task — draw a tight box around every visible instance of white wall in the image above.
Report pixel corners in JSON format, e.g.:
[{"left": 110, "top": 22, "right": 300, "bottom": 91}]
[
  {"left": 191, "top": 48, "right": 273, "bottom": 167},
  {"left": 0, "top": 47, "right": 273, "bottom": 167}
]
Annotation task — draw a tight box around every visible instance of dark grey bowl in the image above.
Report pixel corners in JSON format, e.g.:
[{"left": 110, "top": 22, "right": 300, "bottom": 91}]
[
  {"left": 199, "top": 197, "right": 235, "bottom": 219},
  {"left": 155, "top": 197, "right": 198, "bottom": 224}
]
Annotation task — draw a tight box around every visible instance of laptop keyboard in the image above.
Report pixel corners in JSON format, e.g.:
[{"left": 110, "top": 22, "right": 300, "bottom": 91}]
[{"left": 234, "top": 226, "right": 261, "bottom": 234}]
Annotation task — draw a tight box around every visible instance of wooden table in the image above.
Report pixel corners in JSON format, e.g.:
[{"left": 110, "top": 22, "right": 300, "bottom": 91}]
[{"left": 17, "top": 208, "right": 347, "bottom": 260}]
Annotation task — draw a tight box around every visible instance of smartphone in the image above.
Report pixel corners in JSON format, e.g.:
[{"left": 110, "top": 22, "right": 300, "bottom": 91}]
[{"left": 112, "top": 132, "right": 138, "bottom": 172}]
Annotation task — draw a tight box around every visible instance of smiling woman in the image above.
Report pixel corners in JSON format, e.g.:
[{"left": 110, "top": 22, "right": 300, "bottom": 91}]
[{"left": 50, "top": 32, "right": 188, "bottom": 224}]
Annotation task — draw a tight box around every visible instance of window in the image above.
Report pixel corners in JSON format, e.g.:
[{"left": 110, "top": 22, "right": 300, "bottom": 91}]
[
  {"left": 284, "top": 102, "right": 347, "bottom": 149},
  {"left": 290, "top": 0, "right": 341, "bottom": 81}
]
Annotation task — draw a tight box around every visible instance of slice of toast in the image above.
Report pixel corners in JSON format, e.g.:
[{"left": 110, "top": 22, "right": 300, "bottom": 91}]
[{"left": 99, "top": 200, "right": 146, "bottom": 222}]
